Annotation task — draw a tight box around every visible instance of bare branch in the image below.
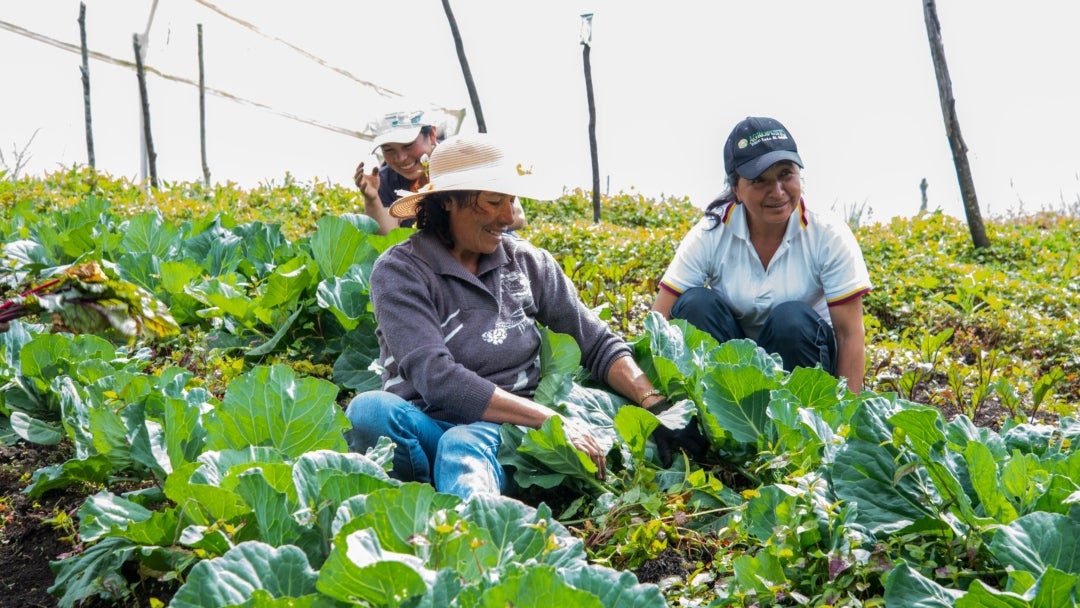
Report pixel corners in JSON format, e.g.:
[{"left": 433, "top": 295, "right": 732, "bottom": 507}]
[{"left": 0, "top": 128, "right": 42, "bottom": 180}]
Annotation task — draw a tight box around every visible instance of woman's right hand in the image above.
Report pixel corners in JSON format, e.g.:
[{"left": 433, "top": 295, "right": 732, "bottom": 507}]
[{"left": 354, "top": 161, "right": 380, "bottom": 202}]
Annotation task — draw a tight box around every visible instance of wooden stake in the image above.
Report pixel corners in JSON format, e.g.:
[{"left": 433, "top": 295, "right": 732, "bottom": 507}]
[
  {"left": 440, "top": 0, "right": 486, "bottom": 133},
  {"left": 78, "top": 2, "right": 94, "bottom": 169},
  {"left": 923, "top": 0, "right": 989, "bottom": 248},
  {"left": 198, "top": 23, "right": 210, "bottom": 188},
  {"left": 583, "top": 40, "right": 600, "bottom": 223},
  {"left": 133, "top": 34, "right": 158, "bottom": 189}
]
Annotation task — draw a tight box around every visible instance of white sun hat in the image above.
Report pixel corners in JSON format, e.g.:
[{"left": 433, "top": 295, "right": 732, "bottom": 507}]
[
  {"left": 388, "top": 133, "right": 561, "bottom": 219},
  {"left": 368, "top": 109, "right": 431, "bottom": 153}
]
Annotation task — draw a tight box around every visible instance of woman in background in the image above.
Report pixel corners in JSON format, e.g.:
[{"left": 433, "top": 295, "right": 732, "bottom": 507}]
[{"left": 354, "top": 109, "right": 524, "bottom": 234}]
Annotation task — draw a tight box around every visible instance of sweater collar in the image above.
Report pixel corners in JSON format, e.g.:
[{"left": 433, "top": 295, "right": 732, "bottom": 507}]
[{"left": 409, "top": 231, "right": 510, "bottom": 278}]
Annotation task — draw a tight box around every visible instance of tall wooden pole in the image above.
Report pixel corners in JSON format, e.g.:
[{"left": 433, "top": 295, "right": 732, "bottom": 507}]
[
  {"left": 581, "top": 14, "right": 600, "bottom": 222},
  {"left": 198, "top": 23, "right": 210, "bottom": 188},
  {"left": 78, "top": 2, "right": 94, "bottom": 169},
  {"left": 133, "top": 34, "right": 158, "bottom": 189},
  {"left": 440, "top": 0, "right": 486, "bottom": 132},
  {"left": 923, "top": 0, "right": 989, "bottom": 248},
  {"left": 136, "top": 0, "right": 160, "bottom": 186}
]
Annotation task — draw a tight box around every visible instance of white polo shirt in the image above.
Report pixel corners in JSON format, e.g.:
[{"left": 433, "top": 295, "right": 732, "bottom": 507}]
[{"left": 659, "top": 199, "right": 872, "bottom": 340}]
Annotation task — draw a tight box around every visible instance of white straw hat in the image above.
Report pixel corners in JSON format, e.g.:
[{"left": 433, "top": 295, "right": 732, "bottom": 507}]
[{"left": 388, "top": 133, "right": 560, "bottom": 219}]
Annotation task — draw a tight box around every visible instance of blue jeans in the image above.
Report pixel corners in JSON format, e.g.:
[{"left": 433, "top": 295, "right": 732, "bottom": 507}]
[
  {"left": 344, "top": 390, "right": 509, "bottom": 500},
  {"left": 671, "top": 286, "right": 837, "bottom": 374}
]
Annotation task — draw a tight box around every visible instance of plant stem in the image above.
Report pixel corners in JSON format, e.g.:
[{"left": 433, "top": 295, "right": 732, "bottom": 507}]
[
  {"left": 0, "top": 277, "right": 65, "bottom": 322},
  {"left": 0, "top": 277, "right": 62, "bottom": 309}
]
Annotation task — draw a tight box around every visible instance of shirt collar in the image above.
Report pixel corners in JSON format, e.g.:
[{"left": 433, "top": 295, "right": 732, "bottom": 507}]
[{"left": 728, "top": 197, "right": 809, "bottom": 241}]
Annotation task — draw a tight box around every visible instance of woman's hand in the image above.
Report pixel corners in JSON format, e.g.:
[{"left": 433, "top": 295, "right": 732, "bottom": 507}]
[
  {"left": 646, "top": 398, "right": 710, "bottom": 467},
  {"left": 354, "top": 161, "right": 399, "bottom": 235},
  {"left": 562, "top": 417, "right": 607, "bottom": 480},
  {"left": 480, "top": 389, "right": 608, "bottom": 479},
  {"left": 353, "top": 161, "right": 380, "bottom": 202}
]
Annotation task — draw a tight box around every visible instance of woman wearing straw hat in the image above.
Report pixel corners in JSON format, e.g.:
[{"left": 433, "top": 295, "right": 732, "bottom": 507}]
[
  {"left": 345, "top": 133, "right": 705, "bottom": 500},
  {"left": 353, "top": 109, "right": 525, "bottom": 235},
  {"left": 652, "top": 116, "right": 872, "bottom": 393}
]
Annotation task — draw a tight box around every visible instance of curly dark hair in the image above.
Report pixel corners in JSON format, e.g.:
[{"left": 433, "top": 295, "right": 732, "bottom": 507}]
[{"left": 414, "top": 190, "right": 481, "bottom": 250}]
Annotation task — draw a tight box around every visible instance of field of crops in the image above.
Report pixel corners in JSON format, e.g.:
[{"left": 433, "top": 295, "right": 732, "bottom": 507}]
[{"left": 2, "top": 168, "right": 1079, "bottom": 607}]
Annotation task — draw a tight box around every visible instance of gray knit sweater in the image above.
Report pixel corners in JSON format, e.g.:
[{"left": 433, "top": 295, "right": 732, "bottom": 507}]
[{"left": 369, "top": 231, "right": 631, "bottom": 424}]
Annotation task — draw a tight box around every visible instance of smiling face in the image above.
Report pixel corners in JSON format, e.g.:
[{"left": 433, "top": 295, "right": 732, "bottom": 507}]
[
  {"left": 446, "top": 191, "right": 518, "bottom": 268},
  {"left": 379, "top": 128, "right": 438, "bottom": 182},
  {"left": 733, "top": 161, "right": 802, "bottom": 230}
]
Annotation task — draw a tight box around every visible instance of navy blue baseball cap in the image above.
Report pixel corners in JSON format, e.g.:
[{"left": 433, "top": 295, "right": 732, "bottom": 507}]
[{"left": 723, "top": 116, "right": 803, "bottom": 179}]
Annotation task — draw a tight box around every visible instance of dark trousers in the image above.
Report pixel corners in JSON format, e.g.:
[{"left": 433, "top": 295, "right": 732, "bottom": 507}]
[{"left": 670, "top": 287, "right": 837, "bottom": 374}]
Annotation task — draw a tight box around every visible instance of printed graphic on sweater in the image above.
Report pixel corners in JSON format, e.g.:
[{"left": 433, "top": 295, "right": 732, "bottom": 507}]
[{"left": 482, "top": 271, "right": 532, "bottom": 345}]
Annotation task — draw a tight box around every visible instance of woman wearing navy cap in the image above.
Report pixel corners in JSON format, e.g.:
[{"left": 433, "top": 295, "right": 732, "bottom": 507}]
[{"left": 652, "top": 117, "right": 872, "bottom": 394}]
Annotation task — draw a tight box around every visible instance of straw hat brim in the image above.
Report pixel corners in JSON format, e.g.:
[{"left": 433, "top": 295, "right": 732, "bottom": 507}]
[{"left": 388, "top": 173, "right": 560, "bottom": 219}]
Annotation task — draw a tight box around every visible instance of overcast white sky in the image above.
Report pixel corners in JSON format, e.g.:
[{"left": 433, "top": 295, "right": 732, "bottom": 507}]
[{"left": 3, "top": 1, "right": 1079, "bottom": 223}]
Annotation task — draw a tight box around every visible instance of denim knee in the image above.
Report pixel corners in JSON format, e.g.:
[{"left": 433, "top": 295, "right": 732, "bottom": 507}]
[
  {"left": 344, "top": 390, "right": 449, "bottom": 485},
  {"left": 758, "top": 301, "right": 837, "bottom": 373},
  {"left": 670, "top": 286, "right": 744, "bottom": 343},
  {"left": 763, "top": 301, "right": 818, "bottom": 335},
  {"left": 434, "top": 422, "right": 507, "bottom": 500},
  {"left": 344, "top": 390, "right": 401, "bottom": 453}
]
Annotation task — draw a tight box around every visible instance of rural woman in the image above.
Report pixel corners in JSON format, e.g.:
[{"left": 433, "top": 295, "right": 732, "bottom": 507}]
[
  {"left": 651, "top": 116, "right": 872, "bottom": 393},
  {"left": 345, "top": 133, "right": 703, "bottom": 499},
  {"left": 353, "top": 109, "right": 525, "bottom": 234}
]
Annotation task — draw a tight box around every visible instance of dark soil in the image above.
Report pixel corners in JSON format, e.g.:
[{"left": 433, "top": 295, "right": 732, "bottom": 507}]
[
  {"left": 909, "top": 385, "right": 1014, "bottom": 431},
  {"left": 0, "top": 441, "right": 80, "bottom": 608},
  {"left": 0, "top": 442, "right": 176, "bottom": 608},
  {"left": 635, "top": 547, "right": 691, "bottom": 584}
]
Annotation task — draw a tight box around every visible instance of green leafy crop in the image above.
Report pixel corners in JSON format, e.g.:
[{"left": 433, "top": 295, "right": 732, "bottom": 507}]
[{"left": 2, "top": 168, "right": 1080, "bottom": 607}]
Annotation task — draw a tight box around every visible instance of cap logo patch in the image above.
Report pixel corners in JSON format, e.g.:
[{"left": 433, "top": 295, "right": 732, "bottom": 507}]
[
  {"left": 387, "top": 111, "right": 424, "bottom": 128},
  {"left": 737, "top": 138, "right": 749, "bottom": 150},
  {"left": 747, "top": 129, "right": 789, "bottom": 147}
]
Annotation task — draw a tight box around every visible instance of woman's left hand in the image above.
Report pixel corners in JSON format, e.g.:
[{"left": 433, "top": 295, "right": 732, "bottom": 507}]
[
  {"left": 480, "top": 389, "right": 607, "bottom": 478},
  {"left": 563, "top": 418, "right": 607, "bottom": 480}
]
